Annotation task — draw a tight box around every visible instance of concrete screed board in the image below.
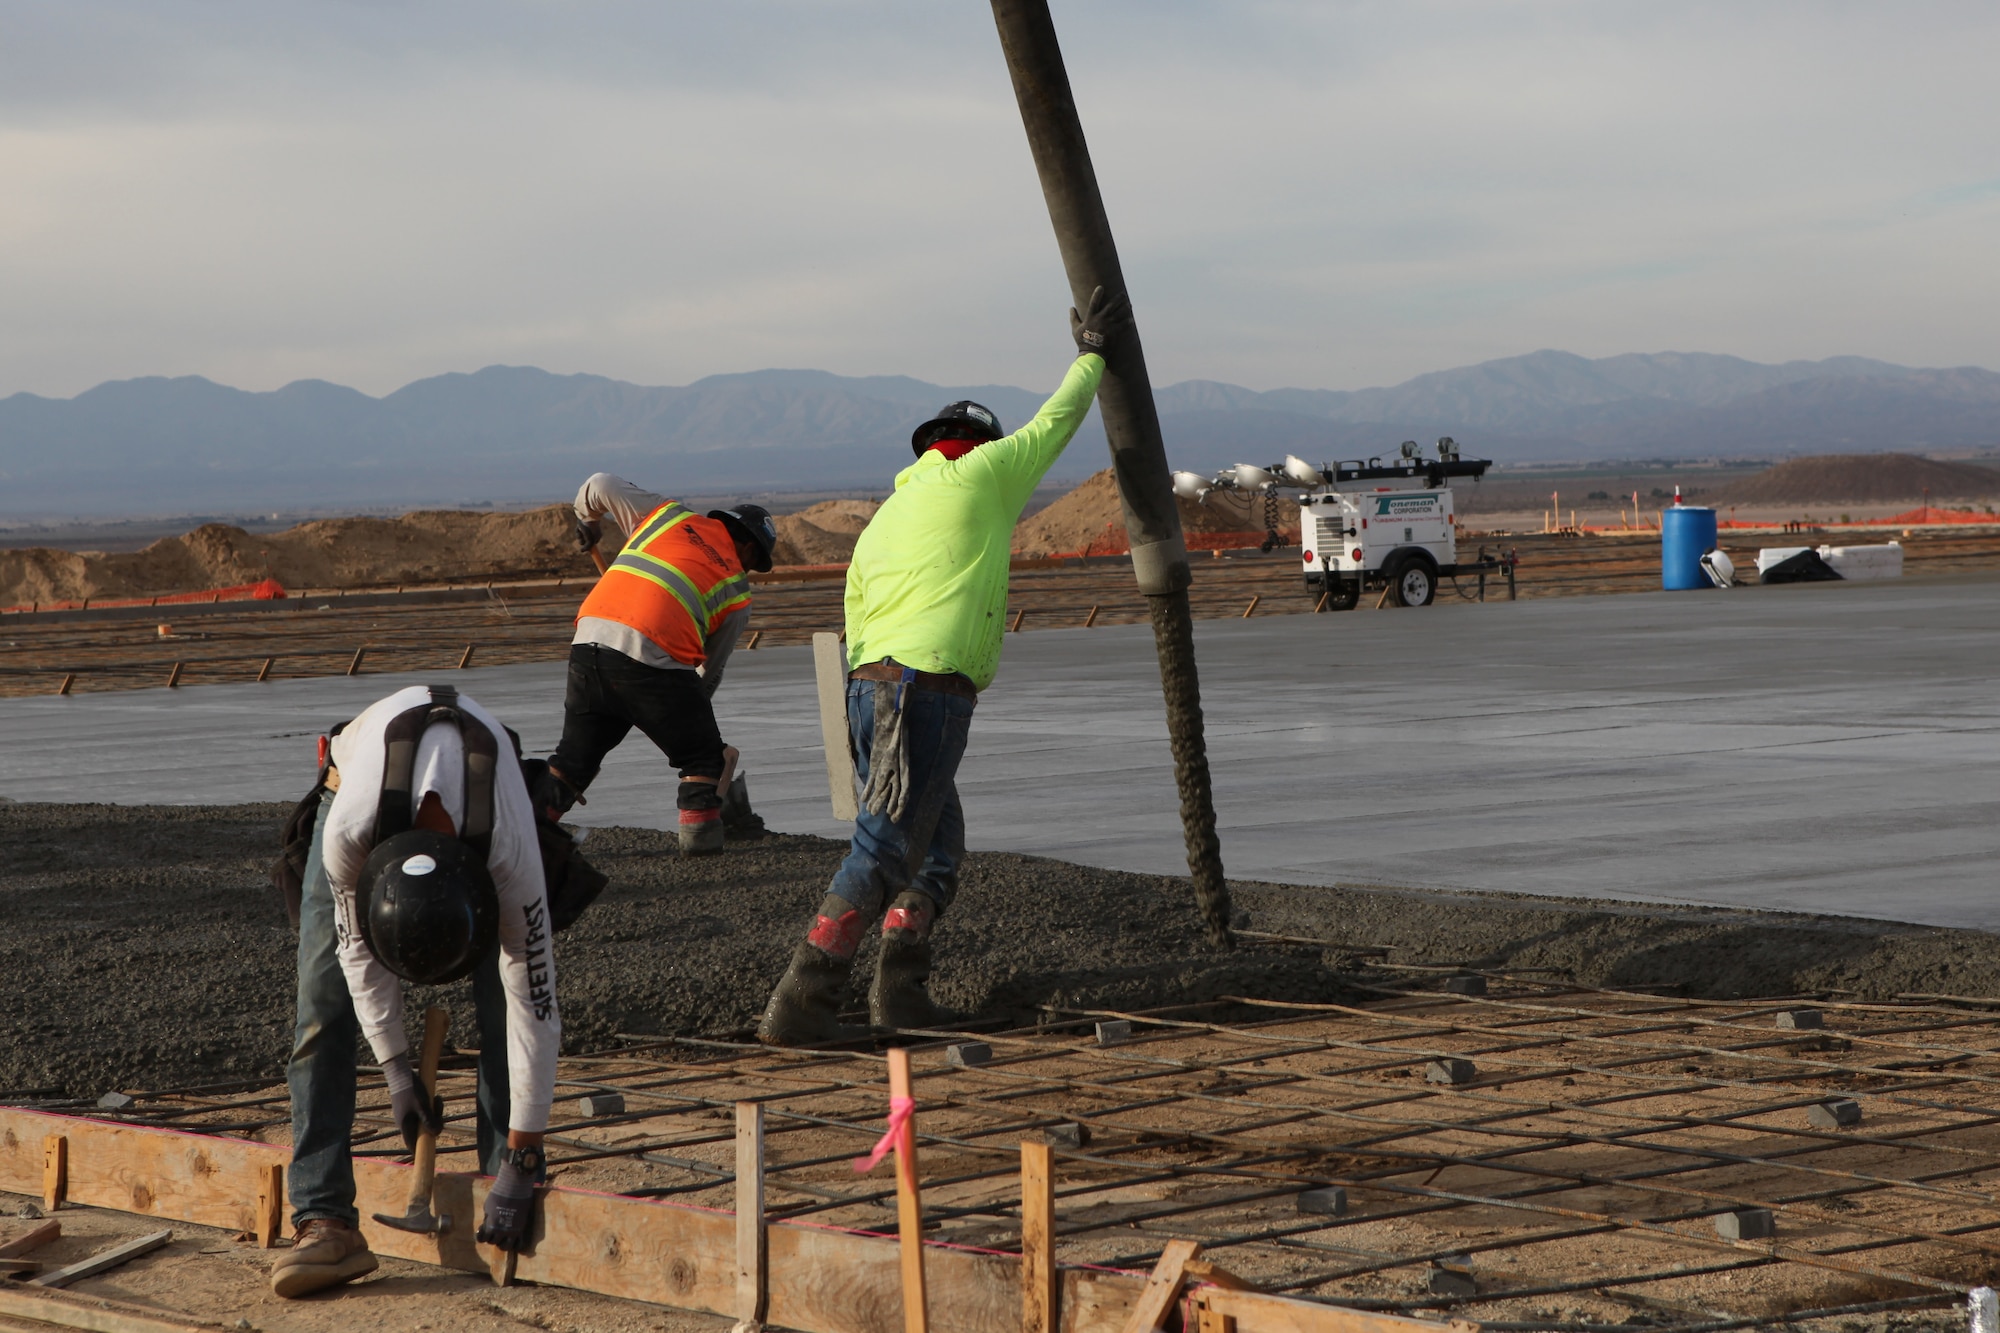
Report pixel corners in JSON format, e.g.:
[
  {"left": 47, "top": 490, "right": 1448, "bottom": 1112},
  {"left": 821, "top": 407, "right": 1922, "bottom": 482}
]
[{"left": 1, "top": 579, "right": 1994, "bottom": 930}]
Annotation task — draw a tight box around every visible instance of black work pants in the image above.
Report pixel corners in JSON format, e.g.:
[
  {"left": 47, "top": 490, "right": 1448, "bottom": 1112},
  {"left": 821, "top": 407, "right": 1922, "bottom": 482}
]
[{"left": 552, "top": 644, "right": 726, "bottom": 800}]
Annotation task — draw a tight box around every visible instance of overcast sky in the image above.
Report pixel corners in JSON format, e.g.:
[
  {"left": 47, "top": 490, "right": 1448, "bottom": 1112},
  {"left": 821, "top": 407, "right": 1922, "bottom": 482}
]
[{"left": 4, "top": 1, "right": 1998, "bottom": 400}]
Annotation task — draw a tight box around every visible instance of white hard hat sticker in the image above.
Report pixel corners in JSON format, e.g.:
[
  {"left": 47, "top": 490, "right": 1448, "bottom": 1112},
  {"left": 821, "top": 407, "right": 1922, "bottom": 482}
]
[{"left": 402, "top": 854, "right": 438, "bottom": 876}]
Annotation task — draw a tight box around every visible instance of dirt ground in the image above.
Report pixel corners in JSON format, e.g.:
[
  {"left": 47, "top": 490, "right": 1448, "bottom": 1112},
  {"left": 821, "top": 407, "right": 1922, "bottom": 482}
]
[
  {"left": 7, "top": 801, "right": 2000, "bottom": 1102},
  {"left": 0, "top": 1196, "right": 733, "bottom": 1332}
]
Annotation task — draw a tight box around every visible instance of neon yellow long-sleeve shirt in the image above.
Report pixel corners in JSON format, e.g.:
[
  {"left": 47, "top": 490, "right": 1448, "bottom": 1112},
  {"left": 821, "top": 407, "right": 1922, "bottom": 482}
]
[{"left": 844, "top": 354, "right": 1105, "bottom": 690}]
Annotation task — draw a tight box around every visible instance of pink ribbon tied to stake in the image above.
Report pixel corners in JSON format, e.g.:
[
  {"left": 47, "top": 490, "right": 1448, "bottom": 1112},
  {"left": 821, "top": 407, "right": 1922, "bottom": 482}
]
[{"left": 854, "top": 1095, "right": 916, "bottom": 1173}]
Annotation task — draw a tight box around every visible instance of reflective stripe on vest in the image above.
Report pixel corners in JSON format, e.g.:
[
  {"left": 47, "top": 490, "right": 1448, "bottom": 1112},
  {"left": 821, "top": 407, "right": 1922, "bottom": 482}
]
[{"left": 577, "top": 504, "right": 752, "bottom": 665}]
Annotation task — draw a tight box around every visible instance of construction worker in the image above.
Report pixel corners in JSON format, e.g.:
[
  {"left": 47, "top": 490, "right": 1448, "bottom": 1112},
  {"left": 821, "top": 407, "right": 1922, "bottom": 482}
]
[
  {"left": 757, "top": 286, "right": 1132, "bottom": 1044},
  {"left": 541, "top": 476, "right": 777, "bottom": 853},
  {"left": 271, "top": 685, "right": 558, "bottom": 1299}
]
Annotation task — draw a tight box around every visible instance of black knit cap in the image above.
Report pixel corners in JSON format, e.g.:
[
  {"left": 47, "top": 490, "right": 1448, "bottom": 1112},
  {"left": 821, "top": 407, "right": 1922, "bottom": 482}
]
[{"left": 909, "top": 400, "right": 1005, "bottom": 457}]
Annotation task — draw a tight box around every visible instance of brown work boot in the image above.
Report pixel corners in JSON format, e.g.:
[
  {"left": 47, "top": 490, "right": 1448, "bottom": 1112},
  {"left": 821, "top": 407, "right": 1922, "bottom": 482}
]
[{"left": 269, "top": 1217, "right": 378, "bottom": 1299}]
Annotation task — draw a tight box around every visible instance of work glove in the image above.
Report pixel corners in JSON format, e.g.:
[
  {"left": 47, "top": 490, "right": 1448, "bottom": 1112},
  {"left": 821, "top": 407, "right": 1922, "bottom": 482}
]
[
  {"left": 1069, "top": 285, "right": 1133, "bottom": 357},
  {"left": 381, "top": 1053, "right": 444, "bottom": 1151},
  {"left": 573, "top": 517, "right": 602, "bottom": 552},
  {"left": 476, "top": 1161, "right": 538, "bottom": 1251}
]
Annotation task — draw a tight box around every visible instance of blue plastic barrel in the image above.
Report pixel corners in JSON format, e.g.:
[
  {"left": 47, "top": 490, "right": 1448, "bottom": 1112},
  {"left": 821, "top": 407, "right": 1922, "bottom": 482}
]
[{"left": 1661, "top": 506, "right": 1718, "bottom": 590}]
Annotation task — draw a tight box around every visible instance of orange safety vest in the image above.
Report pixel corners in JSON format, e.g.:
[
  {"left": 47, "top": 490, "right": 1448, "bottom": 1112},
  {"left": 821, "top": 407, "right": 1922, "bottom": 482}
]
[{"left": 576, "top": 502, "right": 752, "bottom": 666}]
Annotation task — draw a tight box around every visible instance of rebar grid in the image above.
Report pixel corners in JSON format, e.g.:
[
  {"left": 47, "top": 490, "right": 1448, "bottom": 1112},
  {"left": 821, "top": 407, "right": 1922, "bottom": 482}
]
[{"left": 60, "top": 978, "right": 2000, "bottom": 1332}]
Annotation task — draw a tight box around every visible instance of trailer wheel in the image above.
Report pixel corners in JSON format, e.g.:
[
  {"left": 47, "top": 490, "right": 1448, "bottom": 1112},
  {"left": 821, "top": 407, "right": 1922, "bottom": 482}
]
[
  {"left": 1390, "top": 557, "right": 1436, "bottom": 607},
  {"left": 1325, "top": 576, "right": 1360, "bottom": 611}
]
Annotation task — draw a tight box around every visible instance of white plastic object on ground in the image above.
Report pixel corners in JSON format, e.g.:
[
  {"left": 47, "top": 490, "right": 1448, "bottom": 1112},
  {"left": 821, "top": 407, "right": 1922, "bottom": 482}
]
[
  {"left": 1818, "top": 542, "right": 1903, "bottom": 581},
  {"left": 1701, "top": 548, "right": 1736, "bottom": 588}
]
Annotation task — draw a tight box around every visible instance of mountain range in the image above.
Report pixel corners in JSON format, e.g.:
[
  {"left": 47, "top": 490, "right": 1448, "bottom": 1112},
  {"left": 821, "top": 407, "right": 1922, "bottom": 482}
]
[{"left": 4, "top": 350, "right": 1998, "bottom": 515}]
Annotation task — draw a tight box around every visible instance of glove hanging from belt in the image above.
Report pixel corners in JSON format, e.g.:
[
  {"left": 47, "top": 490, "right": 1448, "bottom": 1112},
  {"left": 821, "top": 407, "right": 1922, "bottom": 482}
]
[{"left": 855, "top": 668, "right": 916, "bottom": 823}]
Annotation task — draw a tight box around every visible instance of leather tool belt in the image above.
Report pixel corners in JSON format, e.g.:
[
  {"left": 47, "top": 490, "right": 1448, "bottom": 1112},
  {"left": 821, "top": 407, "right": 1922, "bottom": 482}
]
[{"left": 848, "top": 658, "right": 979, "bottom": 700}]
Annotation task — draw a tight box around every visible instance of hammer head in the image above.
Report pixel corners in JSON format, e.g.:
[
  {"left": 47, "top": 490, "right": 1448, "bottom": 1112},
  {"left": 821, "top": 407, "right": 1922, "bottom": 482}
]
[{"left": 372, "top": 1207, "right": 451, "bottom": 1236}]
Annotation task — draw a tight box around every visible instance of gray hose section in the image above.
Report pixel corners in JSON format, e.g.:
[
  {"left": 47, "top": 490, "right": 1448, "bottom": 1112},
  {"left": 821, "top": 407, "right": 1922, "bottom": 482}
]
[{"left": 1146, "top": 588, "right": 1234, "bottom": 949}]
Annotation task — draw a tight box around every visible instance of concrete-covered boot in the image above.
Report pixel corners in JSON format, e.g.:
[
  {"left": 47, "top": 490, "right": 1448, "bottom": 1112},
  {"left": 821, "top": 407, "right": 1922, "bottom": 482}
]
[
  {"left": 270, "top": 1217, "right": 378, "bottom": 1298},
  {"left": 870, "top": 892, "right": 956, "bottom": 1031},
  {"left": 758, "top": 941, "right": 866, "bottom": 1046},
  {"left": 677, "top": 777, "right": 725, "bottom": 855}
]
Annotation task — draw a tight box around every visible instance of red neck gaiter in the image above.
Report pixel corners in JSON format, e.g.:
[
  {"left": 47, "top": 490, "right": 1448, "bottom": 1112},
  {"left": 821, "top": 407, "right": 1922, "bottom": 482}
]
[{"left": 926, "top": 437, "right": 984, "bottom": 461}]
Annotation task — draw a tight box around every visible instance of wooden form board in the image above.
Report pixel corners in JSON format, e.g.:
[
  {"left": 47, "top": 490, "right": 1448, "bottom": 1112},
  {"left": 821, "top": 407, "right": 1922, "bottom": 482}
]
[
  {"left": 0, "top": 1108, "right": 1459, "bottom": 1333},
  {"left": 813, "top": 631, "right": 860, "bottom": 821}
]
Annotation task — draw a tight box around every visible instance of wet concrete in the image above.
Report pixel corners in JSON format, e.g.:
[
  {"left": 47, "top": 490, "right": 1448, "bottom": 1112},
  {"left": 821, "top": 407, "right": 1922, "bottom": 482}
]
[
  {"left": 3, "top": 578, "right": 1996, "bottom": 927},
  {"left": 7, "top": 800, "right": 2000, "bottom": 1101}
]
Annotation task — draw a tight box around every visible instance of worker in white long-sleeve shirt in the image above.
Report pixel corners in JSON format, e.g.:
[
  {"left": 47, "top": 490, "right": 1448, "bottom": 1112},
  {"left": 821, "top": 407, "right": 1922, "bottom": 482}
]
[
  {"left": 538, "top": 472, "right": 775, "bottom": 853},
  {"left": 272, "top": 684, "right": 559, "bottom": 1299}
]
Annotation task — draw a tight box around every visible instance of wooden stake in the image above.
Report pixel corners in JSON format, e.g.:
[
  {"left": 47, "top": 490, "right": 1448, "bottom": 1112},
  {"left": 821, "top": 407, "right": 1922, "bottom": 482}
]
[
  {"left": 1020, "top": 1140, "right": 1057, "bottom": 1333},
  {"left": 0, "top": 1221, "right": 59, "bottom": 1259},
  {"left": 1374, "top": 583, "right": 1393, "bottom": 610},
  {"left": 1313, "top": 592, "right": 1329, "bottom": 613},
  {"left": 745, "top": 629, "right": 763, "bottom": 650},
  {"left": 1083, "top": 605, "right": 1099, "bottom": 627},
  {"left": 346, "top": 647, "right": 366, "bottom": 676},
  {"left": 1195, "top": 1309, "right": 1237, "bottom": 1333},
  {"left": 164, "top": 662, "right": 183, "bottom": 689},
  {"left": 1241, "top": 595, "right": 1260, "bottom": 618},
  {"left": 457, "top": 644, "right": 476, "bottom": 669},
  {"left": 255, "top": 1161, "right": 284, "bottom": 1248},
  {"left": 886, "top": 1048, "right": 928, "bottom": 1333},
  {"left": 1119, "top": 1239, "right": 1200, "bottom": 1333},
  {"left": 1008, "top": 609, "right": 1025, "bottom": 633},
  {"left": 735, "top": 1102, "right": 767, "bottom": 1330},
  {"left": 255, "top": 657, "right": 274, "bottom": 682},
  {"left": 56, "top": 674, "right": 74, "bottom": 696},
  {"left": 42, "top": 1135, "right": 65, "bottom": 1210}
]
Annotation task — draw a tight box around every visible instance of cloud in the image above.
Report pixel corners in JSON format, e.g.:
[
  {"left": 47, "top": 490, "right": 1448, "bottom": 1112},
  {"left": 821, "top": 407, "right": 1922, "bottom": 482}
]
[{"left": 3, "top": 1, "right": 1998, "bottom": 398}]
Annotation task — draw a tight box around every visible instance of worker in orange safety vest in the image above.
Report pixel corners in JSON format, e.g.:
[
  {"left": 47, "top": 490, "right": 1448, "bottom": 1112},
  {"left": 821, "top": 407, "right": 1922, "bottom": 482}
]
[{"left": 535, "top": 474, "right": 776, "bottom": 853}]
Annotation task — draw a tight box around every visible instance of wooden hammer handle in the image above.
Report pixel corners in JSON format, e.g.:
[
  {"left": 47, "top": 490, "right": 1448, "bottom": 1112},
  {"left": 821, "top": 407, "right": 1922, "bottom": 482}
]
[
  {"left": 418, "top": 1006, "right": 448, "bottom": 1098},
  {"left": 406, "top": 1007, "right": 449, "bottom": 1207}
]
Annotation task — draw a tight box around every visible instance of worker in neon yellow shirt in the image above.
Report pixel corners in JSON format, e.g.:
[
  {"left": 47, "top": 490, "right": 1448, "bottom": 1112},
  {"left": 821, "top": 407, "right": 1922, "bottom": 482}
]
[{"left": 758, "top": 287, "right": 1132, "bottom": 1044}]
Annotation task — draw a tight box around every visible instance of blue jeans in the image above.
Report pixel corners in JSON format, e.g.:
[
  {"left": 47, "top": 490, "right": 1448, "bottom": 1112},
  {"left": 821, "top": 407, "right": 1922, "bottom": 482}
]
[
  {"left": 286, "top": 791, "right": 515, "bottom": 1228},
  {"left": 827, "top": 679, "right": 975, "bottom": 920}
]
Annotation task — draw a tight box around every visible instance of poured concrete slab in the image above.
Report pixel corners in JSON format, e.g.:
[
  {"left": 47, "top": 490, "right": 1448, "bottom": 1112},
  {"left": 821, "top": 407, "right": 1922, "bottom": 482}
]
[{"left": 3, "top": 578, "right": 1995, "bottom": 930}]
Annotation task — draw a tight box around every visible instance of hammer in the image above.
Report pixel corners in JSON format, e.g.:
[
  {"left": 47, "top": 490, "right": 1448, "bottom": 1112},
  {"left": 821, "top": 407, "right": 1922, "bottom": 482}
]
[{"left": 373, "top": 1006, "right": 451, "bottom": 1236}]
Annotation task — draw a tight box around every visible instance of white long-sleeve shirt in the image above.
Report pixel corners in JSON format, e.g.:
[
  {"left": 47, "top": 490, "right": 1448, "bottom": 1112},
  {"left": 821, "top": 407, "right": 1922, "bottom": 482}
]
[
  {"left": 572, "top": 472, "right": 747, "bottom": 693},
  {"left": 321, "top": 686, "right": 560, "bottom": 1133}
]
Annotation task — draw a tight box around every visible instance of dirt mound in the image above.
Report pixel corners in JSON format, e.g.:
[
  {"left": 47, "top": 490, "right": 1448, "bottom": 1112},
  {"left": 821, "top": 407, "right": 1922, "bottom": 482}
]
[
  {"left": 771, "top": 499, "right": 880, "bottom": 566},
  {"left": 1012, "top": 469, "right": 1298, "bottom": 557},
  {"left": 1715, "top": 454, "right": 2000, "bottom": 505},
  {"left": 0, "top": 506, "right": 596, "bottom": 606}
]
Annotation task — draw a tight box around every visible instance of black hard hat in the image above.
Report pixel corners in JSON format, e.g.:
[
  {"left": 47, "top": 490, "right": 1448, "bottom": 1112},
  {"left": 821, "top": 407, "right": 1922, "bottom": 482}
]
[
  {"left": 358, "top": 829, "right": 499, "bottom": 985},
  {"left": 709, "top": 504, "right": 776, "bottom": 572},
  {"left": 910, "top": 401, "right": 1005, "bottom": 457}
]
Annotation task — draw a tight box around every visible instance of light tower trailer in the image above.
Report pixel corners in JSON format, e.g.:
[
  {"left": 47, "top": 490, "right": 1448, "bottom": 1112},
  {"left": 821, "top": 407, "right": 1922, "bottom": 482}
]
[{"left": 1297, "top": 450, "right": 1497, "bottom": 610}]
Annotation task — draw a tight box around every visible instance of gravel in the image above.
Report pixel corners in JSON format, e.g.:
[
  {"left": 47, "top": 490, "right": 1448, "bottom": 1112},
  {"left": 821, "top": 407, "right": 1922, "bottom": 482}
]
[{"left": 5, "top": 801, "right": 1997, "bottom": 1100}]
